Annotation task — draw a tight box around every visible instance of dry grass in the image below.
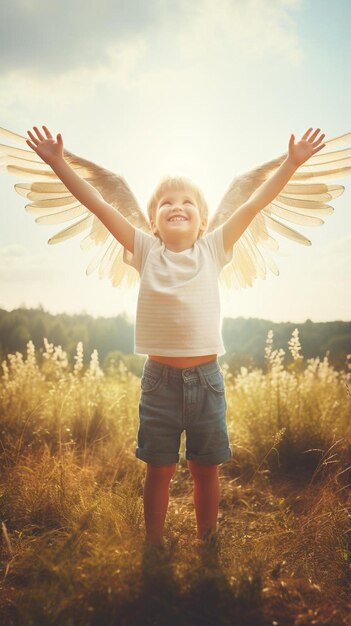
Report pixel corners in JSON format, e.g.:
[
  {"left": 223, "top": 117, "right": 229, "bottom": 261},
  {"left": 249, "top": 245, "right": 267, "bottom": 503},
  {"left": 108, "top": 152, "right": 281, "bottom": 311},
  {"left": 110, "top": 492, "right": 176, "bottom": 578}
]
[{"left": 0, "top": 331, "right": 350, "bottom": 626}]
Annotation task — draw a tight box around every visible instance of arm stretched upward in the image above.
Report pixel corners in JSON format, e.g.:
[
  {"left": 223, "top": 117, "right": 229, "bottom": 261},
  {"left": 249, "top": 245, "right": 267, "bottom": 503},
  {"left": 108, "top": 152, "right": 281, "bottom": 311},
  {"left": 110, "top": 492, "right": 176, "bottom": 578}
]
[
  {"left": 26, "top": 125, "right": 136, "bottom": 254},
  {"left": 222, "top": 128, "right": 325, "bottom": 253}
]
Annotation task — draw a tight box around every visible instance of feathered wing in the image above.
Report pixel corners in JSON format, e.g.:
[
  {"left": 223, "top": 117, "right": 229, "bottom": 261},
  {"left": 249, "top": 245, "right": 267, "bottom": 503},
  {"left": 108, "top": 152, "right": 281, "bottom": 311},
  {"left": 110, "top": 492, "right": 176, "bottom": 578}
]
[
  {"left": 0, "top": 126, "right": 151, "bottom": 288},
  {"left": 209, "top": 132, "right": 351, "bottom": 290}
]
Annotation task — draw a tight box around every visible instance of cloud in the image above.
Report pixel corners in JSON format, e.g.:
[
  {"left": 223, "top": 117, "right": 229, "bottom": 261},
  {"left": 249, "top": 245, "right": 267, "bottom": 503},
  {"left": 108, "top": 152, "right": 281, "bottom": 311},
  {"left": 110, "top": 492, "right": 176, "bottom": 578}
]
[
  {"left": 0, "top": 0, "right": 304, "bottom": 123},
  {"left": 0, "top": 0, "right": 303, "bottom": 78},
  {"left": 0, "top": 243, "right": 63, "bottom": 282},
  {"left": 176, "top": 0, "right": 303, "bottom": 65},
  {"left": 0, "top": 37, "right": 148, "bottom": 116},
  {"left": 0, "top": 0, "right": 160, "bottom": 75}
]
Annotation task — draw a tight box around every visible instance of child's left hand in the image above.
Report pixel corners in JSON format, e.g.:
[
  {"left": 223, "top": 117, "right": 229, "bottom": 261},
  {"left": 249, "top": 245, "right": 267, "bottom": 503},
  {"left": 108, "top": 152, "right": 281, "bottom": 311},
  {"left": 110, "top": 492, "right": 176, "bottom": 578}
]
[{"left": 288, "top": 127, "right": 326, "bottom": 167}]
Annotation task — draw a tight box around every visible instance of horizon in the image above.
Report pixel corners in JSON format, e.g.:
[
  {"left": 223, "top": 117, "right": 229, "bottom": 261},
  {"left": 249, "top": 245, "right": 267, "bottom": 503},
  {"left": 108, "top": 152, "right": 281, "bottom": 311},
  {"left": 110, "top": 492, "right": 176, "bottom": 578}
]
[{"left": 1, "top": 303, "right": 349, "bottom": 327}]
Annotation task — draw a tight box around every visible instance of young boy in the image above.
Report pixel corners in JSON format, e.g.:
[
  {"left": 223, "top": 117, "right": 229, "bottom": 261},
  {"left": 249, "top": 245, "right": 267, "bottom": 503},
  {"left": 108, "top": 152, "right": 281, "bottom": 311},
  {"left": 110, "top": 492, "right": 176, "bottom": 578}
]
[{"left": 26, "top": 125, "right": 326, "bottom": 549}]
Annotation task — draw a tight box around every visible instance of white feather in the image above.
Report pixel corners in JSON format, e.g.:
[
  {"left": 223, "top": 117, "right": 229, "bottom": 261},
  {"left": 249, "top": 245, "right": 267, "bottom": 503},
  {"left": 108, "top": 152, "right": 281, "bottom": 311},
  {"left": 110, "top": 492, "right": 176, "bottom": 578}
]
[
  {"left": 0, "top": 126, "right": 149, "bottom": 289},
  {"left": 209, "top": 133, "right": 351, "bottom": 289},
  {"left": 1, "top": 126, "right": 350, "bottom": 292}
]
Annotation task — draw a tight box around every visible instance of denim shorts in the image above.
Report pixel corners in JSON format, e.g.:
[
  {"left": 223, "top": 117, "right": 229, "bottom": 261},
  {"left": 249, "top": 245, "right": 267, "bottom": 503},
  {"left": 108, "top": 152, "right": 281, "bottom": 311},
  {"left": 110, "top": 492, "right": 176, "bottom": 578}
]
[{"left": 135, "top": 357, "right": 232, "bottom": 466}]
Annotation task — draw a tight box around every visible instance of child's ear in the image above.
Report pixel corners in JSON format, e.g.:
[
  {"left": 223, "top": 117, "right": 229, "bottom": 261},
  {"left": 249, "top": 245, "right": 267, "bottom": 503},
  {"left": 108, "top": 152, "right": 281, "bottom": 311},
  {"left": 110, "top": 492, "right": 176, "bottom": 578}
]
[
  {"left": 199, "top": 216, "right": 208, "bottom": 233},
  {"left": 150, "top": 219, "right": 158, "bottom": 235}
]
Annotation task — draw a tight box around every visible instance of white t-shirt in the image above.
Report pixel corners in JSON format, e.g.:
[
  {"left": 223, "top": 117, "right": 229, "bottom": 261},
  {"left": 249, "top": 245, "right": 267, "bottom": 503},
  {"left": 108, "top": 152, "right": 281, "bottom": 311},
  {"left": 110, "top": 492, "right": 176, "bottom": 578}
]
[{"left": 123, "top": 225, "right": 233, "bottom": 356}]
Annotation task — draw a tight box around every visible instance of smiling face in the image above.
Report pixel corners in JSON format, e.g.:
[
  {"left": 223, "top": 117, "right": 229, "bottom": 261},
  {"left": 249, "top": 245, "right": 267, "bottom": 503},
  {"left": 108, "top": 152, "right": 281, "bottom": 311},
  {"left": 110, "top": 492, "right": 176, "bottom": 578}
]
[{"left": 149, "top": 185, "right": 208, "bottom": 251}]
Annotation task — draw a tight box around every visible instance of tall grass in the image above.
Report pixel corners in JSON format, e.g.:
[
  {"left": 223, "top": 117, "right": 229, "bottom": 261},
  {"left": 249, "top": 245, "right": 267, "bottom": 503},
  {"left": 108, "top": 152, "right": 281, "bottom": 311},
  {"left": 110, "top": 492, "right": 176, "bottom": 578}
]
[
  {"left": 224, "top": 328, "right": 351, "bottom": 479},
  {"left": 0, "top": 330, "right": 350, "bottom": 626}
]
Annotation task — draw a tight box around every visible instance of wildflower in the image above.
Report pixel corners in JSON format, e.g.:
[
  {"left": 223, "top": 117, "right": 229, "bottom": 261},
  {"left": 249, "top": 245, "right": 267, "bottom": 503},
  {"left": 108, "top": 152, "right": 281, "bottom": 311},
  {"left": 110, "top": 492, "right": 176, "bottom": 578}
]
[
  {"left": 43, "top": 337, "right": 55, "bottom": 358},
  {"left": 73, "top": 342, "right": 84, "bottom": 377},
  {"left": 26, "top": 340, "right": 37, "bottom": 368},
  {"left": 273, "top": 427, "right": 286, "bottom": 446},
  {"left": 264, "top": 329, "right": 274, "bottom": 363},
  {"left": 84, "top": 349, "right": 104, "bottom": 380},
  {"left": 270, "top": 348, "right": 285, "bottom": 377},
  {"left": 1, "top": 360, "right": 9, "bottom": 382},
  {"left": 288, "top": 328, "right": 303, "bottom": 362},
  {"left": 42, "top": 338, "right": 68, "bottom": 371}
]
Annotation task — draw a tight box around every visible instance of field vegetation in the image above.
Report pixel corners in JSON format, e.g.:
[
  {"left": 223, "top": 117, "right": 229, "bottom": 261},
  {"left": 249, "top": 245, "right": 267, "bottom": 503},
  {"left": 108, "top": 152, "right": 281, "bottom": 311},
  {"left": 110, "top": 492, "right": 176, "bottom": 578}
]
[{"left": 0, "top": 330, "right": 350, "bottom": 626}]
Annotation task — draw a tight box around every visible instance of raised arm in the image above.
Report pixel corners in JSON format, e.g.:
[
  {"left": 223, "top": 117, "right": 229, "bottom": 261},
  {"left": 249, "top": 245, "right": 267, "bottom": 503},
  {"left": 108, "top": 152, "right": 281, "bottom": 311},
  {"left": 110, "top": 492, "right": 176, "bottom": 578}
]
[
  {"left": 222, "top": 128, "right": 326, "bottom": 253},
  {"left": 26, "top": 125, "right": 135, "bottom": 254}
]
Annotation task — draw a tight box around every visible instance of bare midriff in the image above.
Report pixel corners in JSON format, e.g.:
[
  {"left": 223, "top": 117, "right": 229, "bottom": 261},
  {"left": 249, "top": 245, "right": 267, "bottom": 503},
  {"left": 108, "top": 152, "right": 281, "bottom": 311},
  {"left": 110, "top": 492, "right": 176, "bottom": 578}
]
[{"left": 148, "top": 354, "right": 217, "bottom": 369}]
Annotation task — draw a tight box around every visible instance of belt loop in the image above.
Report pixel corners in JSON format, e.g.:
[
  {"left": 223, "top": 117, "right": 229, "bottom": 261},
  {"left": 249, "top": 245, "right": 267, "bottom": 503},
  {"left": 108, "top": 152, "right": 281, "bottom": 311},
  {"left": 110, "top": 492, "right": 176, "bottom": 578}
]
[
  {"left": 196, "top": 365, "right": 207, "bottom": 389},
  {"left": 162, "top": 365, "right": 169, "bottom": 385}
]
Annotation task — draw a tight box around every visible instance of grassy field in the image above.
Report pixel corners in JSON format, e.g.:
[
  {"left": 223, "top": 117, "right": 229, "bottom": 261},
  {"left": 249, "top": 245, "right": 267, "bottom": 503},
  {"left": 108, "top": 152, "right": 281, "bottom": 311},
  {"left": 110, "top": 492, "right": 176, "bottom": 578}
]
[{"left": 0, "top": 331, "right": 350, "bottom": 626}]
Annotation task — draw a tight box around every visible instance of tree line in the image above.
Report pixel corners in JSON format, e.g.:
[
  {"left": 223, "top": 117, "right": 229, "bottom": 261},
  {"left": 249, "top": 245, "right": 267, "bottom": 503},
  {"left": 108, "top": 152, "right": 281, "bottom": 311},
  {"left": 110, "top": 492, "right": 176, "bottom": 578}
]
[{"left": 0, "top": 306, "right": 349, "bottom": 377}]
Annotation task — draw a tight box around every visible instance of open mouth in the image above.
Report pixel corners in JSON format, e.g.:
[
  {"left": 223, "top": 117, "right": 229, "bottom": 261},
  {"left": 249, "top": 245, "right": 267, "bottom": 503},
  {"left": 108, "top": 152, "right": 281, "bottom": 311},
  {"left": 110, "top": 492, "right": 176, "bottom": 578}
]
[{"left": 168, "top": 216, "right": 188, "bottom": 222}]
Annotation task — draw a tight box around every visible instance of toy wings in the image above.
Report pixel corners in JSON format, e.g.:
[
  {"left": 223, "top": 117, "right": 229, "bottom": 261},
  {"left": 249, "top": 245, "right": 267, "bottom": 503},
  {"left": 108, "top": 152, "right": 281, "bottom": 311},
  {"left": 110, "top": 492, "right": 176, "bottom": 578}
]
[{"left": 1, "top": 126, "right": 350, "bottom": 290}]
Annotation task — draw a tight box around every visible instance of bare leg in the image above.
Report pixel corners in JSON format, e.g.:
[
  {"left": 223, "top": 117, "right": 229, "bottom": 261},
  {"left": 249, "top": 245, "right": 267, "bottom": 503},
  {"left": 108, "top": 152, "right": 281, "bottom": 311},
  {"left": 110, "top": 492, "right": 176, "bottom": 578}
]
[
  {"left": 187, "top": 460, "right": 220, "bottom": 540},
  {"left": 143, "top": 463, "right": 177, "bottom": 545}
]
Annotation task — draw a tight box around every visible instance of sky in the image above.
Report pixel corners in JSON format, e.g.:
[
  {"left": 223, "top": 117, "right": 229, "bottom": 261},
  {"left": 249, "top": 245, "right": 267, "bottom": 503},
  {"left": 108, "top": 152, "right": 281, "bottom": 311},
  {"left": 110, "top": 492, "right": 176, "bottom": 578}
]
[{"left": 0, "top": 0, "right": 350, "bottom": 325}]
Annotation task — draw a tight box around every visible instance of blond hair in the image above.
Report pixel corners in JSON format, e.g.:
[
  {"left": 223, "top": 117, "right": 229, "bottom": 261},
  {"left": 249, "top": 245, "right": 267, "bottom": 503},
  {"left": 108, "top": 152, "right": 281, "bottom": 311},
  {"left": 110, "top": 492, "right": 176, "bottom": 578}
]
[{"left": 146, "top": 175, "right": 209, "bottom": 239}]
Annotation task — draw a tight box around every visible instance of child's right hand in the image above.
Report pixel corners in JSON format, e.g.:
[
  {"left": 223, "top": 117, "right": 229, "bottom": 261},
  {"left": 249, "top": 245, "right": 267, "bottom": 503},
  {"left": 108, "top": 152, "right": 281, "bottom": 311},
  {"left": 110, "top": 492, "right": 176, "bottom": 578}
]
[{"left": 26, "top": 125, "right": 64, "bottom": 165}]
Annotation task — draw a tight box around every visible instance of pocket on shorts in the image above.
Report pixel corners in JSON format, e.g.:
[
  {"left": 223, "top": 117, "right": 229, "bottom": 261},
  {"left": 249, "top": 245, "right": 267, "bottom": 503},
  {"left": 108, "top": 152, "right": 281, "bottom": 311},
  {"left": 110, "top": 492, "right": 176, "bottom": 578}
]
[
  {"left": 140, "top": 370, "right": 163, "bottom": 394},
  {"left": 203, "top": 369, "right": 225, "bottom": 394}
]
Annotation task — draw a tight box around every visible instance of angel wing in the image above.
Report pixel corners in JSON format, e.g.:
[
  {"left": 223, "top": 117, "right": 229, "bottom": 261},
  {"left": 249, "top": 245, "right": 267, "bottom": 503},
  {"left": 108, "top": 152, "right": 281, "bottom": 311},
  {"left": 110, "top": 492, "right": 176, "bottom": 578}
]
[
  {"left": 0, "top": 126, "right": 150, "bottom": 288},
  {"left": 209, "top": 132, "right": 351, "bottom": 290}
]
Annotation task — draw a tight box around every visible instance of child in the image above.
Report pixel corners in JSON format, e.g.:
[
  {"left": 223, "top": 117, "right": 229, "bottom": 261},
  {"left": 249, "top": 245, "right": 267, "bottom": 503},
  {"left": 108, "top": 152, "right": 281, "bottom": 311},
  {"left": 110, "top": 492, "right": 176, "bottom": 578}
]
[{"left": 25, "top": 125, "right": 326, "bottom": 549}]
